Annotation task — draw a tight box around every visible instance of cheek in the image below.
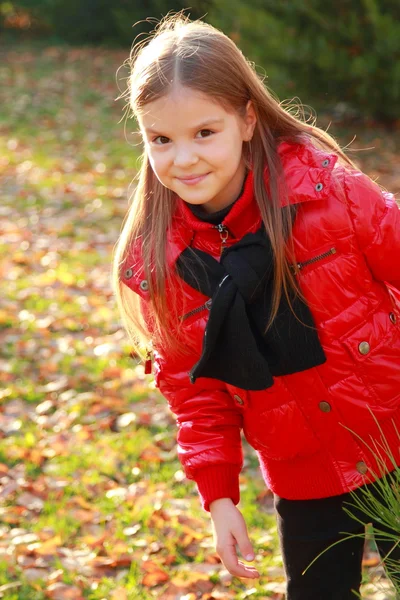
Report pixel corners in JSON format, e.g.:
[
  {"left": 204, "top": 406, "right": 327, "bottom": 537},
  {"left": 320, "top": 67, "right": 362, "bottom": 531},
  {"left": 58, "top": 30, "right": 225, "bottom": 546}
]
[
  {"left": 148, "top": 152, "right": 169, "bottom": 179},
  {"left": 212, "top": 135, "right": 243, "bottom": 163}
]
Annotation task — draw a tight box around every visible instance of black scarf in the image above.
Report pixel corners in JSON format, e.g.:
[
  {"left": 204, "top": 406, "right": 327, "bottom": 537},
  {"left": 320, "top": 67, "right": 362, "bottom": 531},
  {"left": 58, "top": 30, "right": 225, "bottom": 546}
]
[{"left": 175, "top": 226, "right": 326, "bottom": 390}]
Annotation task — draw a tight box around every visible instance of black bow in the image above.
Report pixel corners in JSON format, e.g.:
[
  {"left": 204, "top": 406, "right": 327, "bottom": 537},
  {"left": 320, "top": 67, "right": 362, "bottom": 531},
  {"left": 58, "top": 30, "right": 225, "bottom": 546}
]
[{"left": 176, "top": 226, "right": 326, "bottom": 390}]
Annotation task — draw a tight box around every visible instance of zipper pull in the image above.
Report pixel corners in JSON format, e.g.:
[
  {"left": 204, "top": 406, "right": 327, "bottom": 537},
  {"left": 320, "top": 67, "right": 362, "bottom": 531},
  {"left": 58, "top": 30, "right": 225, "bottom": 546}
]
[
  {"left": 215, "top": 224, "right": 229, "bottom": 256},
  {"left": 144, "top": 347, "right": 152, "bottom": 374}
]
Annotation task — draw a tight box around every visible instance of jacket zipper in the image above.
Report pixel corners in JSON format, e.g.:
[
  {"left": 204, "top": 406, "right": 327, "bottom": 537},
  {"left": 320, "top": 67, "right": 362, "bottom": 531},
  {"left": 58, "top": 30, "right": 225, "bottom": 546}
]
[
  {"left": 179, "top": 223, "right": 229, "bottom": 321},
  {"left": 294, "top": 247, "right": 337, "bottom": 271},
  {"left": 180, "top": 248, "right": 336, "bottom": 318},
  {"left": 214, "top": 224, "right": 230, "bottom": 256},
  {"left": 180, "top": 298, "right": 212, "bottom": 322}
]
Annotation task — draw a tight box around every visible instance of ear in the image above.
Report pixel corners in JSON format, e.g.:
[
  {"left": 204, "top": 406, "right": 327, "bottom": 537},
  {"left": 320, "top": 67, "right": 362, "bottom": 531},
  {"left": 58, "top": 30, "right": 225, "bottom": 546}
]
[{"left": 243, "top": 100, "right": 257, "bottom": 141}]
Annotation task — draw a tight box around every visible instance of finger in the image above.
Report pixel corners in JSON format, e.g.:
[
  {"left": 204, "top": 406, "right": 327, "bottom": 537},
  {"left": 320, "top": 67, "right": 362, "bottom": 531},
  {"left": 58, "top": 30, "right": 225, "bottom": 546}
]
[
  {"left": 220, "top": 544, "right": 260, "bottom": 579},
  {"left": 225, "top": 561, "right": 260, "bottom": 579},
  {"left": 233, "top": 531, "right": 255, "bottom": 562}
]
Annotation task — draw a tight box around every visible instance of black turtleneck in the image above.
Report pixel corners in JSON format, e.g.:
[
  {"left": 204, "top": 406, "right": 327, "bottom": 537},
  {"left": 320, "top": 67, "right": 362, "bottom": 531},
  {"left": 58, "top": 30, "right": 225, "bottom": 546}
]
[{"left": 186, "top": 174, "right": 247, "bottom": 225}]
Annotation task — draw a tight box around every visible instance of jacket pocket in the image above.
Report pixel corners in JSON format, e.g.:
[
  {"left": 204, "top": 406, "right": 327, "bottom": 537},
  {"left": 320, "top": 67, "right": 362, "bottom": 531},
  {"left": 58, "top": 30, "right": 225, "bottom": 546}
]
[
  {"left": 243, "top": 397, "right": 321, "bottom": 461},
  {"left": 339, "top": 309, "right": 400, "bottom": 410},
  {"left": 291, "top": 246, "right": 338, "bottom": 274}
]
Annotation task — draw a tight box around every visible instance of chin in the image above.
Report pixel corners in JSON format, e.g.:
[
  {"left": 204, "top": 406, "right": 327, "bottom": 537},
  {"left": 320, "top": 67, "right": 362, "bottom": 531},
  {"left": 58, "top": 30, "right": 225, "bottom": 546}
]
[
  {"left": 177, "top": 187, "right": 214, "bottom": 200},
  {"left": 185, "top": 199, "right": 211, "bottom": 206},
  {"left": 184, "top": 195, "right": 215, "bottom": 205}
]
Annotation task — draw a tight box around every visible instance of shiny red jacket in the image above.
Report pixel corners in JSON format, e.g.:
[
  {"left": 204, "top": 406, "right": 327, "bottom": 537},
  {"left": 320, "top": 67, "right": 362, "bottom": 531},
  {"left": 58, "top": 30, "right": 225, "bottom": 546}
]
[{"left": 121, "top": 140, "right": 400, "bottom": 512}]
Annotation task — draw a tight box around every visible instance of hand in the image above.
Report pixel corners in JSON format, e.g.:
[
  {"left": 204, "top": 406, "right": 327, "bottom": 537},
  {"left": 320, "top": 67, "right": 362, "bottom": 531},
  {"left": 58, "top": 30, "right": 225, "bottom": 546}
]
[{"left": 209, "top": 498, "right": 260, "bottom": 579}]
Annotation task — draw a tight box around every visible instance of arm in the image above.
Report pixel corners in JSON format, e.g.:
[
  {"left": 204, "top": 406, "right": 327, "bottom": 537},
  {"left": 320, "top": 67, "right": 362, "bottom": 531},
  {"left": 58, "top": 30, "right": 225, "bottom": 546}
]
[
  {"left": 120, "top": 286, "right": 256, "bottom": 574},
  {"left": 153, "top": 347, "right": 244, "bottom": 512},
  {"left": 119, "top": 276, "right": 244, "bottom": 512},
  {"left": 343, "top": 168, "right": 400, "bottom": 291},
  {"left": 155, "top": 353, "right": 262, "bottom": 577}
]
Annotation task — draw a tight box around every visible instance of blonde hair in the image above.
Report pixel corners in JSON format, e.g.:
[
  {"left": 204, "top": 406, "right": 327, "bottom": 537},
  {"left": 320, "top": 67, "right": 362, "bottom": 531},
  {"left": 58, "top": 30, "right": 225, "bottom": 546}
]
[{"left": 112, "top": 13, "right": 358, "bottom": 356}]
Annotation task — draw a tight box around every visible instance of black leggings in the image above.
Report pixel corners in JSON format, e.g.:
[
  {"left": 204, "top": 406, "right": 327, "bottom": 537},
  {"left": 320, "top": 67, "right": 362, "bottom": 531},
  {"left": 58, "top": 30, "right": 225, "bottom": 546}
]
[{"left": 274, "top": 472, "right": 400, "bottom": 600}]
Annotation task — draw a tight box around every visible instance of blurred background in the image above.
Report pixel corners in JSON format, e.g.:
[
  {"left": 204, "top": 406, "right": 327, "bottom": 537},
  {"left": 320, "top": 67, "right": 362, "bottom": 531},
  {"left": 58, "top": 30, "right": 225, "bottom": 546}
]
[{"left": 0, "top": 2, "right": 399, "bottom": 599}]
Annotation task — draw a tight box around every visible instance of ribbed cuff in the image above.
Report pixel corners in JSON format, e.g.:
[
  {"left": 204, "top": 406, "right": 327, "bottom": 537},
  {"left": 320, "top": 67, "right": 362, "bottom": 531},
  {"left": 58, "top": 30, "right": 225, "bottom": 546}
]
[{"left": 194, "top": 464, "right": 241, "bottom": 512}]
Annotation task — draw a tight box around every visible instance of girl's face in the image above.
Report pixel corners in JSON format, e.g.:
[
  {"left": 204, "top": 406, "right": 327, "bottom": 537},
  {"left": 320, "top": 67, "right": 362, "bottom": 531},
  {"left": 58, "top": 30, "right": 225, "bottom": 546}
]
[{"left": 138, "top": 86, "right": 257, "bottom": 213}]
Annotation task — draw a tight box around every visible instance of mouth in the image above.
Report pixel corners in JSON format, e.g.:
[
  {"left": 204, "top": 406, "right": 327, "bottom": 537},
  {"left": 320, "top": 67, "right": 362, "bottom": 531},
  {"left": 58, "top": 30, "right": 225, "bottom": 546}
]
[{"left": 176, "top": 173, "right": 210, "bottom": 185}]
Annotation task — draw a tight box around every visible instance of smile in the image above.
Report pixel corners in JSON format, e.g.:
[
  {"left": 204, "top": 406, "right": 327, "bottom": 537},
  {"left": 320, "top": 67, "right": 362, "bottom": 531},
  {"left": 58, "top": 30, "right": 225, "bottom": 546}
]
[{"left": 176, "top": 173, "right": 210, "bottom": 185}]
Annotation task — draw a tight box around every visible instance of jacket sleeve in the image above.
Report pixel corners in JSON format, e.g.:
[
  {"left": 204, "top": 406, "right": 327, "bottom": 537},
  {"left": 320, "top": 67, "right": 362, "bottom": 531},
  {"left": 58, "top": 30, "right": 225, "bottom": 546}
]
[
  {"left": 343, "top": 168, "right": 400, "bottom": 293},
  {"left": 152, "top": 346, "right": 244, "bottom": 512}
]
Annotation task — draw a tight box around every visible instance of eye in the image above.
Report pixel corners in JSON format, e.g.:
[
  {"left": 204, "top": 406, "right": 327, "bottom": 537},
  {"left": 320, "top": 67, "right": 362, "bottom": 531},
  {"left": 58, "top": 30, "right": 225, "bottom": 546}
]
[
  {"left": 197, "top": 129, "right": 214, "bottom": 138},
  {"left": 152, "top": 135, "right": 170, "bottom": 145}
]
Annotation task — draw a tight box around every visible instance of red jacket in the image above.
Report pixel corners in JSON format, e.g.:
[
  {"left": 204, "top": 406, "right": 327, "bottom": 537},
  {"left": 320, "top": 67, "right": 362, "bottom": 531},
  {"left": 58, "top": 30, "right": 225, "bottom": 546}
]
[{"left": 121, "top": 140, "right": 400, "bottom": 511}]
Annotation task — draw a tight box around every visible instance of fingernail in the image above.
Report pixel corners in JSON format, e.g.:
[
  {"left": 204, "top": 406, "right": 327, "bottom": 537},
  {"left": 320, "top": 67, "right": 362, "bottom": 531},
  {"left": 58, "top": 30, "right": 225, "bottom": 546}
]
[{"left": 246, "top": 554, "right": 254, "bottom": 560}]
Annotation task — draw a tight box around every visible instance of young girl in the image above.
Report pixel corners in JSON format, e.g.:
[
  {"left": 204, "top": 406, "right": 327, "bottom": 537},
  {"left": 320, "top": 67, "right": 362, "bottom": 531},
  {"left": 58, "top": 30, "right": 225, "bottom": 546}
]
[{"left": 112, "top": 14, "right": 400, "bottom": 600}]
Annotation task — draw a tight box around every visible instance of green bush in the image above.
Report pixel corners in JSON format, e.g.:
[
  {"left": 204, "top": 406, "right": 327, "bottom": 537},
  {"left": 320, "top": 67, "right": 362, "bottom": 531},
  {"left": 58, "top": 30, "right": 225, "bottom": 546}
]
[
  {"left": 0, "top": 0, "right": 213, "bottom": 45},
  {"left": 233, "top": 0, "right": 400, "bottom": 122},
  {"left": 2, "top": 0, "right": 399, "bottom": 121}
]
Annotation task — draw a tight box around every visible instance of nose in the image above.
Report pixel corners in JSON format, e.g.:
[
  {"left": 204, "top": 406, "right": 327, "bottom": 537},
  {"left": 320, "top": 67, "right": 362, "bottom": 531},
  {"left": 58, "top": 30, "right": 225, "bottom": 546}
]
[{"left": 173, "top": 143, "right": 199, "bottom": 168}]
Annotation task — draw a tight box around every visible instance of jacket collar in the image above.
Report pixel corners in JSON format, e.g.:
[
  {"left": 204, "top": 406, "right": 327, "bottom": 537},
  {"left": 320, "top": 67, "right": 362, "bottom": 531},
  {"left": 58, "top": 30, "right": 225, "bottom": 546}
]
[
  {"left": 123, "top": 139, "right": 338, "bottom": 288},
  {"left": 166, "top": 139, "right": 338, "bottom": 265},
  {"left": 175, "top": 169, "right": 257, "bottom": 240}
]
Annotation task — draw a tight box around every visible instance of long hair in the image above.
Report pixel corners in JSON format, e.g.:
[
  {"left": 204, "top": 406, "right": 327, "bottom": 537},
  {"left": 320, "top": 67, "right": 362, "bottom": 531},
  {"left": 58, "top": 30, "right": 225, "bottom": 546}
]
[{"left": 112, "top": 13, "right": 358, "bottom": 356}]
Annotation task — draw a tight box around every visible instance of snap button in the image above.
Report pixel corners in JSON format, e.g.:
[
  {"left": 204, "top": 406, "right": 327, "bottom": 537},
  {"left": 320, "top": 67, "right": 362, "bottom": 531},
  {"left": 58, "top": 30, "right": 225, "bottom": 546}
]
[
  {"left": 356, "top": 461, "right": 368, "bottom": 475},
  {"left": 233, "top": 394, "right": 244, "bottom": 405},
  {"left": 315, "top": 183, "right": 324, "bottom": 192},
  {"left": 139, "top": 279, "right": 149, "bottom": 292},
  {"left": 319, "top": 401, "right": 331, "bottom": 413},
  {"left": 124, "top": 268, "right": 133, "bottom": 279},
  {"left": 389, "top": 312, "right": 397, "bottom": 324},
  {"left": 322, "top": 159, "right": 330, "bottom": 167},
  {"left": 358, "top": 341, "right": 370, "bottom": 355}
]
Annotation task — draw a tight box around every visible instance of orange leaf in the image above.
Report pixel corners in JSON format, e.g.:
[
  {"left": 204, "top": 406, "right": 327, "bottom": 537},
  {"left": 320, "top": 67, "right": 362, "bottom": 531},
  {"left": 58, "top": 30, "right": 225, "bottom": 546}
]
[
  {"left": 142, "top": 569, "right": 169, "bottom": 587},
  {"left": 34, "top": 536, "right": 63, "bottom": 555},
  {"left": 88, "top": 556, "right": 117, "bottom": 568},
  {"left": 67, "top": 509, "right": 97, "bottom": 524},
  {"left": 46, "top": 582, "right": 84, "bottom": 599},
  {"left": 69, "top": 496, "right": 95, "bottom": 511},
  {"left": 139, "top": 445, "right": 162, "bottom": 462},
  {"left": 79, "top": 533, "right": 107, "bottom": 549}
]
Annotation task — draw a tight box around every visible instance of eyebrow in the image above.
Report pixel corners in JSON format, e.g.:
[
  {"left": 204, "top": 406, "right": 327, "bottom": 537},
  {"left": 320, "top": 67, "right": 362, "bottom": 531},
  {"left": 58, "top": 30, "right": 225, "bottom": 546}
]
[{"left": 144, "top": 118, "right": 224, "bottom": 135}]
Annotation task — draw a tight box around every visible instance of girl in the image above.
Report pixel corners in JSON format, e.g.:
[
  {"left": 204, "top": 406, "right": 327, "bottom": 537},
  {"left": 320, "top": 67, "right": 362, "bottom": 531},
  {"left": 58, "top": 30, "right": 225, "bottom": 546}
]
[{"left": 112, "top": 14, "right": 400, "bottom": 600}]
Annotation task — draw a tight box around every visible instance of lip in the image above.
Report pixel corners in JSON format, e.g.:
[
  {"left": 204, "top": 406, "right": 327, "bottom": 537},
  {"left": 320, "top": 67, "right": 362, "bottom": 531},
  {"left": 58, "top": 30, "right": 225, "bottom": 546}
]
[{"left": 176, "top": 172, "right": 210, "bottom": 185}]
